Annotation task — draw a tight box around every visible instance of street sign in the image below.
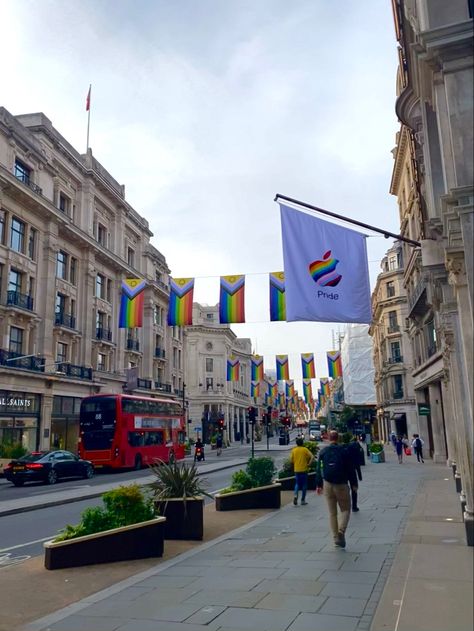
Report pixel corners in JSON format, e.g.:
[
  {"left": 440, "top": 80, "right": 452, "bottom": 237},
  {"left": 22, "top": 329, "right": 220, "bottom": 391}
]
[
  {"left": 194, "top": 427, "right": 201, "bottom": 432},
  {"left": 418, "top": 404, "right": 430, "bottom": 416}
]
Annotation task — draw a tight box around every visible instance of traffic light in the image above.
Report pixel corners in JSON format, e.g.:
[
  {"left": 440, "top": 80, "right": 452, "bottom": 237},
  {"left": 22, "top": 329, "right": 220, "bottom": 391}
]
[
  {"left": 217, "top": 417, "right": 224, "bottom": 431},
  {"left": 248, "top": 406, "right": 256, "bottom": 424}
]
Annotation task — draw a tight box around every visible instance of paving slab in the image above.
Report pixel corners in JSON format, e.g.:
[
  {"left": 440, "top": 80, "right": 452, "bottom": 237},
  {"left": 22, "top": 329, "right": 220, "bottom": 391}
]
[
  {"left": 287, "top": 612, "right": 359, "bottom": 631},
  {"left": 211, "top": 606, "right": 297, "bottom": 630}
]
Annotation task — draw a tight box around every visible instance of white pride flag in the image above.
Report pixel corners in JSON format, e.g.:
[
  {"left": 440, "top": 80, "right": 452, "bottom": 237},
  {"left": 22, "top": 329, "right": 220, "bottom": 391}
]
[{"left": 280, "top": 204, "right": 372, "bottom": 324}]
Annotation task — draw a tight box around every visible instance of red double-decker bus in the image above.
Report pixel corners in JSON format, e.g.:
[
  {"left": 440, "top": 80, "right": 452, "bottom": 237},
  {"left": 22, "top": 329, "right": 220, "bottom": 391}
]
[{"left": 78, "top": 394, "right": 186, "bottom": 469}]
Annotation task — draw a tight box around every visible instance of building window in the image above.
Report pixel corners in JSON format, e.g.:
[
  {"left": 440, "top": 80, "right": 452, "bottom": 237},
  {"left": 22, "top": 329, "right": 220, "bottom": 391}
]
[
  {"left": 0, "top": 210, "right": 5, "bottom": 245},
  {"left": 70, "top": 299, "right": 76, "bottom": 318},
  {"left": 56, "top": 293, "right": 66, "bottom": 314},
  {"left": 97, "top": 352, "right": 107, "bottom": 371},
  {"left": 28, "top": 277, "right": 35, "bottom": 299},
  {"left": 127, "top": 247, "right": 135, "bottom": 268},
  {"left": 28, "top": 228, "right": 37, "bottom": 260},
  {"left": 57, "top": 342, "right": 68, "bottom": 364},
  {"left": 96, "top": 310, "right": 105, "bottom": 329},
  {"left": 206, "top": 358, "right": 213, "bottom": 372},
  {"left": 10, "top": 218, "right": 25, "bottom": 253},
  {"left": 70, "top": 258, "right": 77, "bottom": 285},
  {"left": 106, "top": 279, "right": 112, "bottom": 302},
  {"left": 14, "top": 159, "right": 30, "bottom": 184},
  {"left": 390, "top": 341, "right": 401, "bottom": 361},
  {"left": 8, "top": 268, "right": 22, "bottom": 293},
  {"left": 153, "top": 305, "right": 161, "bottom": 325},
  {"left": 388, "top": 255, "right": 398, "bottom": 270},
  {"left": 388, "top": 311, "right": 398, "bottom": 328},
  {"left": 96, "top": 273, "right": 105, "bottom": 299},
  {"left": 393, "top": 374, "right": 403, "bottom": 397},
  {"left": 59, "top": 193, "right": 70, "bottom": 214},
  {"left": 206, "top": 313, "right": 214, "bottom": 321},
  {"left": 97, "top": 223, "right": 107, "bottom": 247},
  {"left": 56, "top": 251, "right": 68, "bottom": 279},
  {"left": 425, "top": 319, "right": 437, "bottom": 356},
  {"left": 206, "top": 377, "right": 214, "bottom": 390},
  {"left": 9, "top": 326, "right": 23, "bottom": 355},
  {"left": 386, "top": 281, "right": 395, "bottom": 298}
]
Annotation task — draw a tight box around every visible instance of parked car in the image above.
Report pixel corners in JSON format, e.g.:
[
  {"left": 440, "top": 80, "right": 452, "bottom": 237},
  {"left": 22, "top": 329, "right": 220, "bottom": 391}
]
[{"left": 4, "top": 450, "right": 94, "bottom": 487}]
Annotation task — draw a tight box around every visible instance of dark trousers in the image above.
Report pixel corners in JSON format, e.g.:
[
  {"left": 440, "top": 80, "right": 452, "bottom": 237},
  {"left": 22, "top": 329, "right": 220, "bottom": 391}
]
[
  {"left": 415, "top": 447, "right": 424, "bottom": 462},
  {"left": 294, "top": 472, "right": 308, "bottom": 501},
  {"left": 351, "top": 487, "right": 358, "bottom": 510}
]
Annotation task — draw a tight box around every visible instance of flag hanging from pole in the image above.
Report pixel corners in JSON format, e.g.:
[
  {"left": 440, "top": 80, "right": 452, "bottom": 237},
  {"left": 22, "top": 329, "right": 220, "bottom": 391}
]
[
  {"left": 276, "top": 355, "right": 289, "bottom": 380},
  {"left": 285, "top": 380, "right": 294, "bottom": 398},
  {"left": 86, "top": 85, "right": 91, "bottom": 111},
  {"left": 167, "top": 277, "right": 194, "bottom": 326},
  {"left": 251, "top": 355, "right": 264, "bottom": 382},
  {"left": 119, "top": 279, "right": 146, "bottom": 328},
  {"left": 250, "top": 381, "right": 260, "bottom": 400},
  {"left": 303, "top": 379, "right": 313, "bottom": 404},
  {"left": 280, "top": 203, "right": 371, "bottom": 323},
  {"left": 219, "top": 275, "right": 245, "bottom": 323},
  {"left": 226, "top": 356, "right": 240, "bottom": 382},
  {"left": 269, "top": 271, "right": 286, "bottom": 321},
  {"left": 320, "top": 378, "right": 330, "bottom": 397},
  {"left": 301, "top": 353, "right": 316, "bottom": 379},
  {"left": 327, "top": 350, "right": 343, "bottom": 378}
]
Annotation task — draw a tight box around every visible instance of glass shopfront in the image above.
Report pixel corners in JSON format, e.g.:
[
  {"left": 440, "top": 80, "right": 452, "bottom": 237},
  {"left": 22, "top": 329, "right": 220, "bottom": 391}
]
[
  {"left": 51, "top": 396, "right": 82, "bottom": 453},
  {"left": 0, "top": 391, "right": 41, "bottom": 452}
]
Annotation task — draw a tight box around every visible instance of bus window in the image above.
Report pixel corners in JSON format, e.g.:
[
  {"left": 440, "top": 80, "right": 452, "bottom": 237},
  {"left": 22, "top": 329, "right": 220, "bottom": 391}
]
[
  {"left": 144, "top": 432, "right": 164, "bottom": 446},
  {"left": 177, "top": 431, "right": 186, "bottom": 445},
  {"left": 82, "top": 430, "right": 114, "bottom": 450}
]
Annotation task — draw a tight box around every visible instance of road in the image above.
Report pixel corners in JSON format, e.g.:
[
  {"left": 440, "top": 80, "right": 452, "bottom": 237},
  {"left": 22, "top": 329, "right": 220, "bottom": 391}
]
[{"left": 0, "top": 438, "right": 293, "bottom": 565}]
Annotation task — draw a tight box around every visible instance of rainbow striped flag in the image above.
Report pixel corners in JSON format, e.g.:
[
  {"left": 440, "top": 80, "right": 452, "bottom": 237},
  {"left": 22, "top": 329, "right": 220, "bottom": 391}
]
[
  {"left": 251, "top": 355, "right": 264, "bottom": 382},
  {"left": 226, "top": 356, "right": 240, "bottom": 381},
  {"left": 219, "top": 275, "right": 245, "bottom": 323},
  {"left": 278, "top": 392, "right": 285, "bottom": 408},
  {"left": 301, "top": 353, "right": 316, "bottom": 379},
  {"left": 320, "top": 378, "right": 330, "bottom": 397},
  {"left": 327, "top": 350, "right": 343, "bottom": 378},
  {"left": 286, "top": 380, "right": 295, "bottom": 398},
  {"left": 303, "top": 379, "right": 313, "bottom": 404},
  {"left": 167, "top": 277, "right": 194, "bottom": 326},
  {"left": 269, "top": 271, "right": 286, "bottom": 321},
  {"left": 250, "top": 381, "right": 260, "bottom": 400},
  {"left": 119, "top": 278, "right": 146, "bottom": 328},
  {"left": 276, "top": 355, "right": 289, "bottom": 380}
]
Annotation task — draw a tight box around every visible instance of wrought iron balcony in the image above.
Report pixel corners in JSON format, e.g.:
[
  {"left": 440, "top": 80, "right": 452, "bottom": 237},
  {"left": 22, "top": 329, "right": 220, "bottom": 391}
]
[
  {"left": 387, "top": 324, "right": 400, "bottom": 333},
  {"left": 7, "top": 291, "right": 34, "bottom": 311},
  {"left": 95, "top": 327, "right": 112, "bottom": 341},
  {"left": 126, "top": 338, "right": 140, "bottom": 351},
  {"left": 174, "top": 389, "right": 184, "bottom": 398},
  {"left": 393, "top": 390, "right": 404, "bottom": 399},
  {"left": 408, "top": 278, "right": 427, "bottom": 316},
  {"left": 427, "top": 344, "right": 438, "bottom": 358},
  {"left": 55, "top": 312, "right": 76, "bottom": 329},
  {"left": 0, "top": 349, "right": 45, "bottom": 372},
  {"left": 56, "top": 362, "right": 92, "bottom": 380},
  {"left": 388, "top": 355, "right": 403, "bottom": 364},
  {"left": 154, "top": 381, "right": 172, "bottom": 393},
  {"left": 15, "top": 172, "right": 43, "bottom": 195},
  {"left": 137, "top": 378, "right": 152, "bottom": 389},
  {"left": 154, "top": 347, "right": 166, "bottom": 358}
]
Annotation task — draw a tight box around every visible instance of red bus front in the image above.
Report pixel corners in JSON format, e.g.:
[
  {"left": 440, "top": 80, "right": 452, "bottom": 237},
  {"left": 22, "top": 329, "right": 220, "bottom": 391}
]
[{"left": 78, "top": 394, "right": 186, "bottom": 469}]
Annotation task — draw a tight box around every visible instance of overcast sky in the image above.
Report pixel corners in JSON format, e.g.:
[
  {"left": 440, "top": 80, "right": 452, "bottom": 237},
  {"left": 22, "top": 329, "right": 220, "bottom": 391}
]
[{"left": 1, "top": 0, "right": 400, "bottom": 391}]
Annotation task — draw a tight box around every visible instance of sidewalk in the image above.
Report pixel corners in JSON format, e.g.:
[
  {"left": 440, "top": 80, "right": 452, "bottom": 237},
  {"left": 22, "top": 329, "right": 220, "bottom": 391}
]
[{"left": 20, "top": 449, "right": 473, "bottom": 631}]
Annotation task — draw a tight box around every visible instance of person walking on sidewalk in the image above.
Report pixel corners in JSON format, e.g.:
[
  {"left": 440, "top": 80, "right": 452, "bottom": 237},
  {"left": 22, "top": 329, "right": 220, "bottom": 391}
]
[
  {"left": 412, "top": 434, "right": 425, "bottom": 463},
  {"left": 290, "top": 437, "right": 314, "bottom": 506},
  {"left": 395, "top": 435, "right": 405, "bottom": 464},
  {"left": 216, "top": 432, "right": 223, "bottom": 456},
  {"left": 315, "top": 430, "right": 352, "bottom": 548},
  {"left": 346, "top": 437, "right": 363, "bottom": 512}
]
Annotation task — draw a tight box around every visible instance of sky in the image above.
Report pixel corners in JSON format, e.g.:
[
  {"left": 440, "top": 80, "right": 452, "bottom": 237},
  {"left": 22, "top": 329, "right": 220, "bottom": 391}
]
[{"left": 1, "top": 0, "right": 400, "bottom": 392}]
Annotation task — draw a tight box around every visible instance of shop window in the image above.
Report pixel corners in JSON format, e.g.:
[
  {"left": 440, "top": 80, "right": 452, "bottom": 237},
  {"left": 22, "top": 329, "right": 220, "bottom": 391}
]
[
  {"left": 10, "top": 217, "right": 25, "bottom": 253},
  {"left": 9, "top": 326, "right": 24, "bottom": 355}
]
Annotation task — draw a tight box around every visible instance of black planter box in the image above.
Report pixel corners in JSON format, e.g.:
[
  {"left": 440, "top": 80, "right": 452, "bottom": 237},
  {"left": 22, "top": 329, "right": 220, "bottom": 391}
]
[
  {"left": 277, "top": 472, "right": 317, "bottom": 491},
  {"left": 155, "top": 497, "right": 204, "bottom": 540},
  {"left": 44, "top": 517, "right": 166, "bottom": 570},
  {"left": 215, "top": 483, "right": 281, "bottom": 511}
]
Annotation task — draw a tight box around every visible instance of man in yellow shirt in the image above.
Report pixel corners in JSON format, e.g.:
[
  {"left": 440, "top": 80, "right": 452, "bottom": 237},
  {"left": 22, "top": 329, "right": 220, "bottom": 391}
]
[{"left": 290, "top": 437, "right": 314, "bottom": 505}]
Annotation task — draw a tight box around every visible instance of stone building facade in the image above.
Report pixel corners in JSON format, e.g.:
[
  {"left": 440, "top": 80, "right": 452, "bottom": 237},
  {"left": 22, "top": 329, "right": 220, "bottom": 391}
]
[
  {"left": 370, "top": 242, "right": 418, "bottom": 442},
  {"left": 0, "top": 108, "right": 183, "bottom": 452},
  {"left": 392, "top": 0, "right": 473, "bottom": 544},
  {"left": 184, "top": 303, "right": 251, "bottom": 444}
]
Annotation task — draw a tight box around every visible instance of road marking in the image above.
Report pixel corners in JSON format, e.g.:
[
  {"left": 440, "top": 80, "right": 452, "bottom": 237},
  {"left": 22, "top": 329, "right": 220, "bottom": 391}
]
[
  {"left": 0, "top": 535, "right": 54, "bottom": 553},
  {"left": 0, "top": 552, "right": 31, "bottom": 567}
]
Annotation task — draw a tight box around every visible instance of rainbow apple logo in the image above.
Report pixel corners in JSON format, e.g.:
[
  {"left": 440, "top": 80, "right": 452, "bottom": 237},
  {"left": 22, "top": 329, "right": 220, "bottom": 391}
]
[{"left": 309, "top": 250, "right": 342, "bottom": 287}]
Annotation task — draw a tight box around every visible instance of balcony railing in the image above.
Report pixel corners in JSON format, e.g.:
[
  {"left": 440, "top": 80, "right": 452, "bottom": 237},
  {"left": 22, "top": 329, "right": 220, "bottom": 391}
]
[
  {"left": 388, "top": 355, "right": 403, "bottom": 364},
  {"left": 387, "top": 324, "right": 400, "bottom": 333},
  {"left": 56, "top": 362, "right": 92, "bottom": 380},
  {"left": 55, "top": 312, "right": 76, "bottom": 329},
  {"left": 154, "top": 381, "right": 172, "bottom": 393},
  {"left": 95, "top": 327, "right": 112, "bottom": 341},
  {"left": 427, "top": 344, "right": 438, "bottom": 358},
  {"left": 0, "top": 349, "right": 45, "bottom": 372},
  {"left": 126, "top": 339, "right": 140, "bottom": 351},
  {"left": 408, "top": 278, "right": 427, "bottom": 315},
  {"left": 154, "top": 347, "right": 166, "bottom": 358},
  {"left": 15, "top": 173, "right": 43, "bottom": 195},
  {"left": 174, "top": 389, "right": 184, "bottom": 398},
  {"left": 393, "top": 390, "right": 404, "bottom": 399},
  {"left": 137, "top": 378, "right": 152, "bottom": 389},
  {"left": 7, "top": 291, "right": 34, "bottom": 311}
]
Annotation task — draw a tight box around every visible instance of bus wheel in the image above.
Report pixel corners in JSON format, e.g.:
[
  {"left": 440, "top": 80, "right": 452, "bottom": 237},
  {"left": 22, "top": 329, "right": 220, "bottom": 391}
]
[
  {"left": 168, "top": 451, "right": 176, "bottom": 465},
  {"left": 134, "top": 455, "right": 142, "bottom": 470}
]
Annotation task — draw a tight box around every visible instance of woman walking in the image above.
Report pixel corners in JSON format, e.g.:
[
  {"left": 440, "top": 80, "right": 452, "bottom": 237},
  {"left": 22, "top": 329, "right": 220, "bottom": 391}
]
[{"left": 395, "top": 435, "right": 404, "bottom": 464}]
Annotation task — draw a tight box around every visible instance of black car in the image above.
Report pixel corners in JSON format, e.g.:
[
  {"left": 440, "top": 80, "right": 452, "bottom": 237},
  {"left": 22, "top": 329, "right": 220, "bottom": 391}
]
[{"left": 4, "top": 450, "right": 94, "bottom": 486}]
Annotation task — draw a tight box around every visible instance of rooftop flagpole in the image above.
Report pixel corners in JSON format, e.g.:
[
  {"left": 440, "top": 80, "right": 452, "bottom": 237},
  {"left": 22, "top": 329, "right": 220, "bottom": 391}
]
[
  {"left": 86, "top": 84, "right": 91, "bottom": 152},
  {"left": 274, "top": 193, "right": 421, "bottom": 248}
]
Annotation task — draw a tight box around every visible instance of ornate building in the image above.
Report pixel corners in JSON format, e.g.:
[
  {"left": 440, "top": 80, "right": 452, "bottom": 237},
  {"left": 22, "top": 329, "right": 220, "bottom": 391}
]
[
  {"left": 0, "top": 108, "right": 183, "bottom": 452},
  {"left": 392, "top": 0, "right": 473, "bottom": 544}
]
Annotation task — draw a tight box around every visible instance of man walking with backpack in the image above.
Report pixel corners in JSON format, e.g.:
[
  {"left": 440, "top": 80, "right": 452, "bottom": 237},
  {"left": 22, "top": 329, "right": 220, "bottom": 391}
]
[
  {"left": 412, "top": 434, "right": 424, "bottom": 463},
  {"left": 315, "top": 430, "right": 352, "bottom": 548}
]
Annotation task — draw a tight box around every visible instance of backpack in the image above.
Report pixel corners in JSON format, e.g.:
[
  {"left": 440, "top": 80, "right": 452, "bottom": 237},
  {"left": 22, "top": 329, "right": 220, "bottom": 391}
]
[
  {"left": 415, "top": 438, "right": 422, "bottom": 449},
  {"left": 320, "top": 445, "right": 348, "bottom": 484}
]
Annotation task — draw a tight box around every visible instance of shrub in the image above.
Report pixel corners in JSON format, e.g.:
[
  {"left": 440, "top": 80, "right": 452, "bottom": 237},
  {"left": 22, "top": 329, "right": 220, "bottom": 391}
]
[
  {"left": 53, "top": 484, "right": 154, "bottom": 542},
  {"left": 341, "top": 432, "right": 353, "bottom": 445},
  {"left": 150, "top": 460, "right": 213, "bottom": 501},
  {"left": 303, "top": 441, "right": 319, "bottom": 456},
  {"left": 0, "top": 442, "right": 28, "bottom": 459},
  {"left": 277, "top": 458, "right": 294, "bottom": 479},
  {"left": 369, "top": 442, "right": 384, "bottom": 454},
  {"left": 246, "top": 457, "right": 276, "bottom": 487},
  {"left": 230, "top": 469, "right": 253, "bottom": 491}
]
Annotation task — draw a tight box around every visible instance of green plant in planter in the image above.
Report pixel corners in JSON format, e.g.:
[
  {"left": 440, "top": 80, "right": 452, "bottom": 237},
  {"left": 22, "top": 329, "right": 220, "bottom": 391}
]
[
  {"left": 220, "top": 457, "right": 276, "bottom": 493},
  {"left": 369, "top": 442, "right": 384, "bottom": 454},
  {"left": 53, "top": 484, "right": 154, "bottom": 542},
  {"left": 341, "top": 432, "right": 353, "bottom": 445},
  {"left": 149, "top": 460, "right": 213, "bottom": 501},
  {"left": 0, "top": 442, "right": 28, "bottom": 459},
  {"left": 303, "top": 441, "right": 319, "bottom": 456}
]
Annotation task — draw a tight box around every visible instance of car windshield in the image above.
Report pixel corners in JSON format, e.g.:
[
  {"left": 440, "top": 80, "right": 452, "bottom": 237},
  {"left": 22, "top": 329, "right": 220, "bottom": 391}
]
[{"left": 18, "top": 451, "right": 50, "bottom": 462}]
